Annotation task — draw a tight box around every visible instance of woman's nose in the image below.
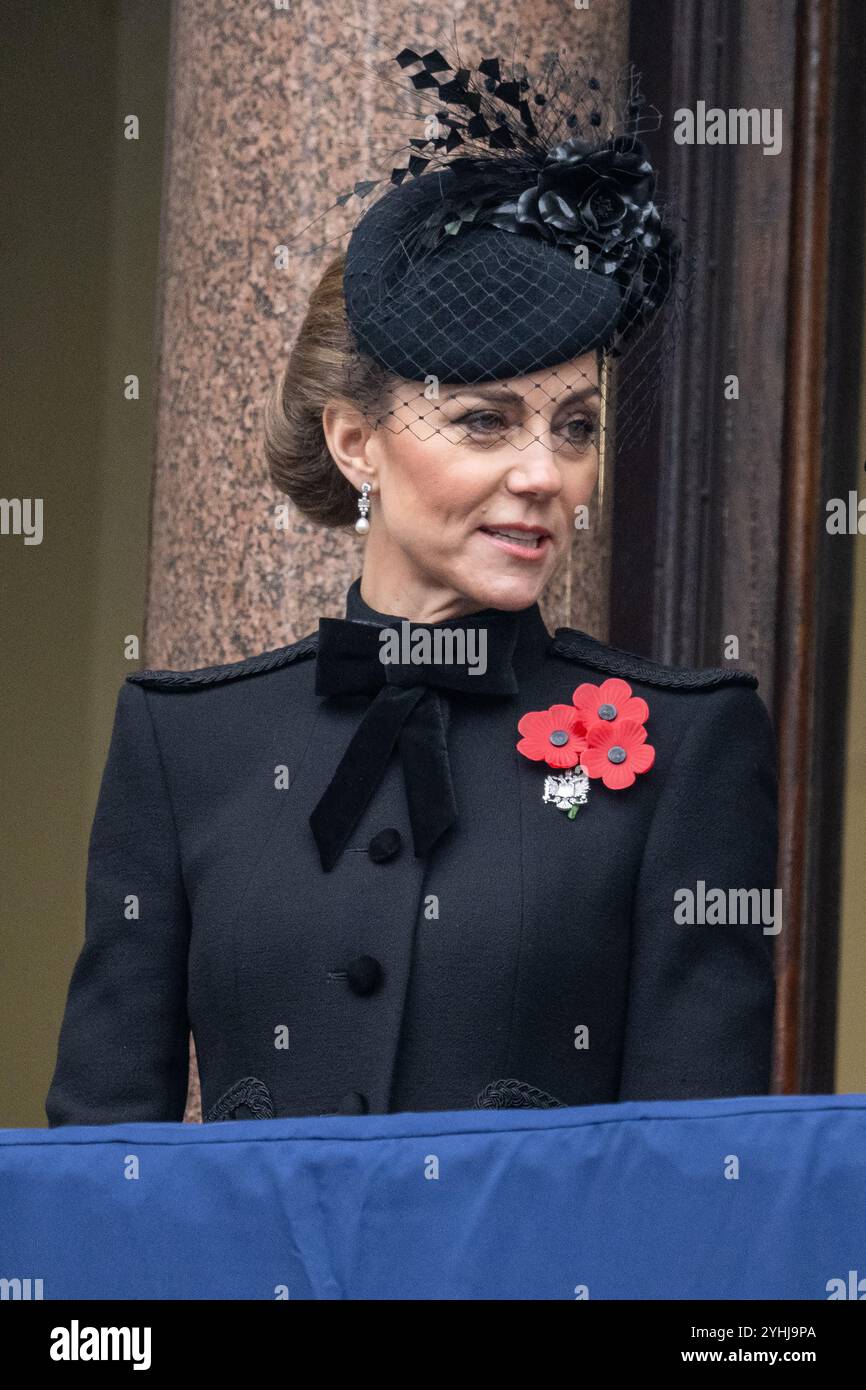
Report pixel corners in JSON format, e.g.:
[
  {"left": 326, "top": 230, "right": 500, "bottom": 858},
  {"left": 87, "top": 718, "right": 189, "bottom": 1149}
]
[{"left": 506, "top": 435, "right": 564, "bottom": 494}]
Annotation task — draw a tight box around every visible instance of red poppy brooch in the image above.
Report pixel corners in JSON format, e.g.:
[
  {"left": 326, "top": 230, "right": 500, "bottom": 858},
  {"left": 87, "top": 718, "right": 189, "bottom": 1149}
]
[{"left": 516, "top": 677, "right": 655, "bottom": 817}]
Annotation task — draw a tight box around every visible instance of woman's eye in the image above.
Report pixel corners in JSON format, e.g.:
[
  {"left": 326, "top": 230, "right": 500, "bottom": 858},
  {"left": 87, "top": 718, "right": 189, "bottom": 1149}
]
[
  {"left": 456, "top": 410, "right": 508, "bottom": 434},
  {"left": 558, "top": 415, "right": 598, "bottom": 448}
]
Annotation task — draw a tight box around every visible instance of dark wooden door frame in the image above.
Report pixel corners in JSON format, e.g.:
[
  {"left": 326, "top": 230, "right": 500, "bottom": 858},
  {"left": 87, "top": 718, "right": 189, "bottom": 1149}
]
[{"left": 620, "top": 0, "right": 865, "bottom": 1093}]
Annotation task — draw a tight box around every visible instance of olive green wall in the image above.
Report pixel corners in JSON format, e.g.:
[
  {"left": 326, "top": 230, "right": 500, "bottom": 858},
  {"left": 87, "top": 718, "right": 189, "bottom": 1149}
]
[{"left": 0, "top": 0, "right": 171, "bottom": 1126}]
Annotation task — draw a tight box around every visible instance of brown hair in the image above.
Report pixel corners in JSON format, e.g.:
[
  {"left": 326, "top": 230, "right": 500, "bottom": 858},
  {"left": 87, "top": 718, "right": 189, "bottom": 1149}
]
[{"left": 263, "top": 253, "right": 391, "bottom": 528}]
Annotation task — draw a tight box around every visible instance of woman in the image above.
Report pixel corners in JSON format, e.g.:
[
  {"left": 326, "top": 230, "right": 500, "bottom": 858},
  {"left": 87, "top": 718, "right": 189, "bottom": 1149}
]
[{"left": 46, "top": 52, "right": 776, "bottom": 1126}]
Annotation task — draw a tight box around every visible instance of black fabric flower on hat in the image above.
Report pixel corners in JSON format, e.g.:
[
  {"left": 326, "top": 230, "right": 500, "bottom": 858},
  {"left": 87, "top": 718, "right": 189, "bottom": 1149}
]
[
  {"left": 454, "top": 136, "right": 678, "bottom": 330},
  {"left": 487, "top": 136, "right": 659, "bottom": 266}
]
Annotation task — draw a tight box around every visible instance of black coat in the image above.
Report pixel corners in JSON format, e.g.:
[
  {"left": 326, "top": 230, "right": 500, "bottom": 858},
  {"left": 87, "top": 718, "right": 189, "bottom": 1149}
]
[{"left": 46, "top": 580, "right": 777, "bottom": 1126}]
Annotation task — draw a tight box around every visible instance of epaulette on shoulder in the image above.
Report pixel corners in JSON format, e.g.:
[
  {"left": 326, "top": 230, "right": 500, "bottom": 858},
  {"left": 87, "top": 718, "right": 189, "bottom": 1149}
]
[
  {"left": 126, "top": 631, "right": 318, "bottom": 690},
  {"left": 551, "top": 627, "right": 759, "bottom": 691}
]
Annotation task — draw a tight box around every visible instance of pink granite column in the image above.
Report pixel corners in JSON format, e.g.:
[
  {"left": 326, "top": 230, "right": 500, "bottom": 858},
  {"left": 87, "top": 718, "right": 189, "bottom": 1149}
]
[{"left": 149, "top": 0, "right": 628, "bottom": 1118}]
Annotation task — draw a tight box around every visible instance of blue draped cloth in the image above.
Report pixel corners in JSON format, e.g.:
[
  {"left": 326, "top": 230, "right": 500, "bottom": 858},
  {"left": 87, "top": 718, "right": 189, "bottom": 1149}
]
[{"left": 2, "top": 1094, "right": 865, "bottom": 1300}]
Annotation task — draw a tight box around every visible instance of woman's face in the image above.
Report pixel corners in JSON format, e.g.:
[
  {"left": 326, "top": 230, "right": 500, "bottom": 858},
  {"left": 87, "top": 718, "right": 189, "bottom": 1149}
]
[{"left": 325, "top": 350, "right": 601, "bottom": 621}]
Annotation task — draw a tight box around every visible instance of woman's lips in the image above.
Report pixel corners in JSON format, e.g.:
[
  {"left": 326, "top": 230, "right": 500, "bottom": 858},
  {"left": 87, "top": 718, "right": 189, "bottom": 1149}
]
[{"left": 477, "top": 525, "right": 552, "bottom": 561}]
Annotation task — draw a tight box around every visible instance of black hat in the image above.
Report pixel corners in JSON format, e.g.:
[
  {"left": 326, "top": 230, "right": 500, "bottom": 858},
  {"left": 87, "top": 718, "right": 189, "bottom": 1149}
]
[
  {"left": 292, "top": 44, "right": 683, "bottom": 455},
  {"left": 344, "top": 163, "right": 627, "bottom": 382}
]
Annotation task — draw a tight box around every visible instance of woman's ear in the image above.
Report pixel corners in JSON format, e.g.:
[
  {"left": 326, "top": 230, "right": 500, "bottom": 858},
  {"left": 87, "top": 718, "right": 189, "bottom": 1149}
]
[{"left": 322, "top": 399, "right": 377, "bottom": 493}]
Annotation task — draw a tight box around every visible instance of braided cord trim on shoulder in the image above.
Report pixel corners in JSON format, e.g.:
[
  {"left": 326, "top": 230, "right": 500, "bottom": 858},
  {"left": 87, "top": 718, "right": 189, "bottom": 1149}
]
[
  {"left": 552, "top": 629, "right": 758, "bottom": 691},
  {"left": 126, "top": 632, "right": 319, "bottom": 689}
]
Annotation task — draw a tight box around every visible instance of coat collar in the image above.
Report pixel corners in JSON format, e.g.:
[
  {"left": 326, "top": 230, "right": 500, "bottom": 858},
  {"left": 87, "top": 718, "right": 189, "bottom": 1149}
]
[{"left": 343, "top": 577, "right": 553, "bottom": 678}]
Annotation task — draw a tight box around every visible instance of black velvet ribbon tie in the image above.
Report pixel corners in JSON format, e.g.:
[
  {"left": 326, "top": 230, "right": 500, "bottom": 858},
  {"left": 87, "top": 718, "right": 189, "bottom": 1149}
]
[{"left": 309, "top": 613, "right": 519, "bottom": 871}]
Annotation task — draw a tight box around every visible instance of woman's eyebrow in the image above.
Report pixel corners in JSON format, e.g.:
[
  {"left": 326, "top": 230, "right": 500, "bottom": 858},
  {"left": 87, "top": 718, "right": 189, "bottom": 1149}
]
[
  {"left": 550, "top": 384, "right": 602, "bottom": 407},
  {"left": 440, "top": 383, "right": 601, "bottom": 407}
]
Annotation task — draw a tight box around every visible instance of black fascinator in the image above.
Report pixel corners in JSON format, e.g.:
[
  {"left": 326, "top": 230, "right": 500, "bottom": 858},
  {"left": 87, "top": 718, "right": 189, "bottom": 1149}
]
[{"left": 290, "top": 42, "right": 684, "bottom": 457}]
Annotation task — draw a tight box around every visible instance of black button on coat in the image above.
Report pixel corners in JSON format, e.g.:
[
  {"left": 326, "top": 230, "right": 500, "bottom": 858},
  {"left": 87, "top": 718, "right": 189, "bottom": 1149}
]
[{"left": 45, "top": 580, "right": 777, "bottom": 1126}]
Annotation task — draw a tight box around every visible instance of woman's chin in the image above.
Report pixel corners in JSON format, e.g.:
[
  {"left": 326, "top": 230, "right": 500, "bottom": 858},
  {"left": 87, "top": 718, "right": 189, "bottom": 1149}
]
[{"left": 456, "top": 564, "right": 555, "bottom": 613}]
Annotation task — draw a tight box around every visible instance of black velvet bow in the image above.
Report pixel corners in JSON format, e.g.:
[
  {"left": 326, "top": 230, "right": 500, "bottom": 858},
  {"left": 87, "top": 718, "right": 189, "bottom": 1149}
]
[{"left": 309, "top": 613, "right": 519, "bottom": 871}]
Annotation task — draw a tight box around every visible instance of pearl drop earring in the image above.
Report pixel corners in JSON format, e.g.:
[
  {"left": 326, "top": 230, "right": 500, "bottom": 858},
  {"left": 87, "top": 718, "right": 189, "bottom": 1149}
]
[{"left": 355, "top": 481, "right": 372, "bottom": 535}]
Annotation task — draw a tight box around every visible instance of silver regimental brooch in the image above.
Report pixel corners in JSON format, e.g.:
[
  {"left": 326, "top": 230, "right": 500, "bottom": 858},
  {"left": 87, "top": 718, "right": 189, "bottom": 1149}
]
[{"left": 542, "top": 770, "right": 590, "bottom": 819}]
